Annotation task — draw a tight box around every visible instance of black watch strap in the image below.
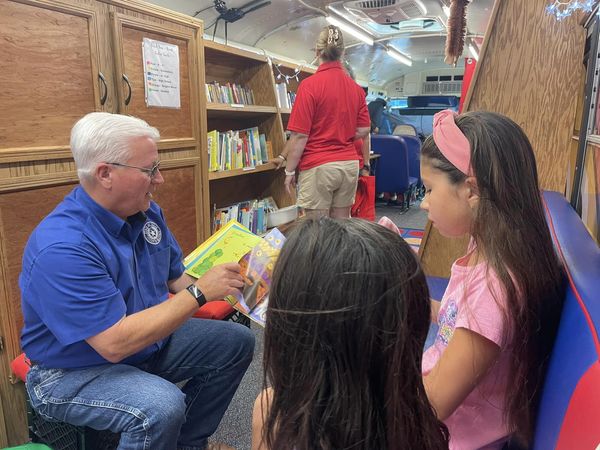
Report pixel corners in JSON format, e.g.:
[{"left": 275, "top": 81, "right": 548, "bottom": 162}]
[
  {"left": 186, "top": 283, "right": 207, "bottom": 308},
  {"left": 362, "top": 164, "right": 371, "bottom": 171}
]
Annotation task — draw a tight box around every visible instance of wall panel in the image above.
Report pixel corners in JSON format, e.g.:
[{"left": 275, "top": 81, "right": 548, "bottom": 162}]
[{"left": 420, "top": 0, "right": 587, "bottom": 277}]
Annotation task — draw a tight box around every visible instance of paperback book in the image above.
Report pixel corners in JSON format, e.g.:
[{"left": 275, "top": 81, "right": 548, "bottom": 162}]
[
  {"left": 225, "top": 227, "right": 285, "bottom": 327},
  {"left": 183, "top": 221, "right": 285, "bottom": 326}
]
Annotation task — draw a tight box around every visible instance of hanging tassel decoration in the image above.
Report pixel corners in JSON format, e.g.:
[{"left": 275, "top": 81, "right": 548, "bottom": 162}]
[{"left": 444, "top": 0, "right": 469, "bottom": 66}]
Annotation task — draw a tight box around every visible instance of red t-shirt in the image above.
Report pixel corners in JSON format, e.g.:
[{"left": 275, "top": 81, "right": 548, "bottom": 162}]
[{"left": 287, "top": 61, "right": 370, "bottom": 171}]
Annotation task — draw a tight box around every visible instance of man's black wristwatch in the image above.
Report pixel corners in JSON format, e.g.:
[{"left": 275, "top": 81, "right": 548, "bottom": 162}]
[
  {"left": 186, "top": 283, "right": 207, "bottom": 308},
  {"left": 362, "top": 164, "right": 371, "bottom": 172}
]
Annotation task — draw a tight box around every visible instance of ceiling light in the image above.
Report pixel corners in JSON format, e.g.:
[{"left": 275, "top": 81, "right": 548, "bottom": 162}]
[
  {"left": 468, "top": 43, "right": 479, "bottom": 61},
  {"left": 386, "top": 46, "right": 412, "bottom": 66},
  {"left": 326, "top": 15, "right": 374, "bottom": 46}
]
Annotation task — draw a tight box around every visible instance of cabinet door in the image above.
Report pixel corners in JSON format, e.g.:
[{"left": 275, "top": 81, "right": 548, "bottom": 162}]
[
  {"left": 0, "top": 0, "right": 105, "bottom": 153},
  {"left": 110, "top": 12, "right": 199, "bottom": 141}
]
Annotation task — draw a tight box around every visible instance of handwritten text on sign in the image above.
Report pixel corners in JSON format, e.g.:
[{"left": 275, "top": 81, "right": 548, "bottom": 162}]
[{"left": 142, "top": 38, "right": 180, "bottom": 108}]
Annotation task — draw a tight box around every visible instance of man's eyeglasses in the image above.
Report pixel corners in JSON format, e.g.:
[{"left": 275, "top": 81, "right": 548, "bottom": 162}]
[{"left": 106, "top": 161, "right": 161, "bottom": 179}]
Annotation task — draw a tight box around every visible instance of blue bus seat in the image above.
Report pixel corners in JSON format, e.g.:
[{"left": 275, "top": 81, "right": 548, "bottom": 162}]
[
  {"left": 534, "top": 190, "right": 600, "bottom": 449},
  {"left": 399, "top": 135, "right": 422, "bottom": 197},
  {"left": 371, "top": 135, "right": 418, "bottom": 210}
]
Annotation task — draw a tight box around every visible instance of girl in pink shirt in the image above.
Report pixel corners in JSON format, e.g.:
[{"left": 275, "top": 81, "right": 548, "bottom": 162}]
[{"left": 419, "top": 110, "right": 564, "bottom": 449}]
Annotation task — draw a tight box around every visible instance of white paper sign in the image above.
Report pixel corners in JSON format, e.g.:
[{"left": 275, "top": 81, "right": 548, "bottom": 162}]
[{"left": 142, "top": 38, "right": 181, "bottom": 108}]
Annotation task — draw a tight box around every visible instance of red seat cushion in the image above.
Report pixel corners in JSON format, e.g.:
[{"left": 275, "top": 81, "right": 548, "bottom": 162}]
[
  {"left": 168, "top": 293, "right": 235, "bottom": 320},
  {"left": 193, "top": 300, "right": 235, "bottom": 320},
  {"left": 11, "top": 353, "right": 31, "bottom": 382}
]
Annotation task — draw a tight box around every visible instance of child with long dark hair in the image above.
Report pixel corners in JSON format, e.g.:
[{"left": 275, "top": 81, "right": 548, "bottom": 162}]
[
  {"left": 420, "top": 110, "right": 564, "bottom": 448},
  {"left": 252, "top": 218, "right": 449, "bottom": 450}
]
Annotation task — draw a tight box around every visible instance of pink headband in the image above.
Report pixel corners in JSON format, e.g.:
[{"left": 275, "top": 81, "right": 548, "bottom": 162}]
[{"left": 432, "top": 109, "right": 472, "bottom": 176}]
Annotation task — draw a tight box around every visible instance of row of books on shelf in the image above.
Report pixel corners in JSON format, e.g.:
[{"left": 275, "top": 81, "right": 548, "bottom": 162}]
[
  {"left": 275, "top": 83, "right": 296, "bottom": 109},
  {"left": 205, "top": 81, "right": 255, "bottom": 105},
  {"left": 207, "top": 127, "right": 273, "bottom": 172},
  {"left": 212, "top": 197, "right": 279, "bottom": 235}
]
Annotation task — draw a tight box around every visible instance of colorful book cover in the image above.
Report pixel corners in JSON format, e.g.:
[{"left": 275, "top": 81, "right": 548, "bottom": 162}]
[
  {"left": 250, "top": 127, "right": 261, "bottom": 165},
  {"left": 183, "top": 220, "right": 262, "bottom": 278},
  {"left": 208, "top": 130, "right": 219, "bottom": 172},
  {"left": 225, "top": 228, "right": 286, "bottom": 327},
  {"left": 259, "top": 133, "right": 268, "bottom": 163}
]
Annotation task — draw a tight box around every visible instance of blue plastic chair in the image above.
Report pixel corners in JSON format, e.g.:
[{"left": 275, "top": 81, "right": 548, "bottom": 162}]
[{"left": 371, "top": 135, "right": 418, "bottom": 210}]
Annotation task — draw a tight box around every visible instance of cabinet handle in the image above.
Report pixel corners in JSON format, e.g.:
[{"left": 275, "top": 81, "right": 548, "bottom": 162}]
[
  {"left": 122, "top": 74, "right": 132, "bottom": 106},
  {"left": 98, "top": 72, "right": 108, "bottom": 105}
]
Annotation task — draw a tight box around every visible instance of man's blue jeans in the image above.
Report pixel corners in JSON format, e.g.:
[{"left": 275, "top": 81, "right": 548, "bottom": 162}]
[{"left": 26, "top": 318, "right": 255, "bottom": 450}]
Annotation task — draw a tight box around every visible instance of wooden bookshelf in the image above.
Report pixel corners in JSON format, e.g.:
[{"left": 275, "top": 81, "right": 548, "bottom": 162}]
[
  {"left": 206, "top": 103, "right": 278, "bottom": 118},
  {"left": 201, "top": 41, "right": 296, "bottom": 235},
  {"left": 208, "top": 162, "right": 276, "bottom": 180}
]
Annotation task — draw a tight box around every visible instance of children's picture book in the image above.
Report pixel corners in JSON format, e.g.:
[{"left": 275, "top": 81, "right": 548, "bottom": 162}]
[
  {"left": 183, "top": 221, "right": 286, "bottom": 327},
  {"left": 183, "top": 220, "right": 262, "bottom": 278},
  {"left": 225, "top": 227, "right": 286, "bottom": 327}
]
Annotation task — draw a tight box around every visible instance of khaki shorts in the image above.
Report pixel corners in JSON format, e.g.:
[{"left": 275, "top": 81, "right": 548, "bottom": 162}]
[{"left": 297, "top": 160, "right": 359, "bottom": 210}]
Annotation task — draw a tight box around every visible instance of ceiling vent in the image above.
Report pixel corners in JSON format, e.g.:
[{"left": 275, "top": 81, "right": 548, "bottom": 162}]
[{"left": 343, "top": 0, "right": 427, "bottom": 24}]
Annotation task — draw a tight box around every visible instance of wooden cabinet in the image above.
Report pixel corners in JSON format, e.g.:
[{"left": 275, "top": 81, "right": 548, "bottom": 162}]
[
  {"left": 0, "top": 0, "right": 104, "bottom": 161},
  {"left": 0, "top": 0, "right": 204, "bottom": 445},
  {"left": 111, "top": 11, "right": 199, "bottom": 141}
]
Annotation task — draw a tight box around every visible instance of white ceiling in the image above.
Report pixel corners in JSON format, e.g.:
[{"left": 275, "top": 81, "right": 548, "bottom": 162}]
[{"left": 147, "top": 0, "right": 495, "bottom": 86}]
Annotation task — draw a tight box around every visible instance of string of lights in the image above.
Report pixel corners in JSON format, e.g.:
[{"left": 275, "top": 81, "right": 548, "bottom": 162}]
[
  {"left": 546, "top": 0, "right": 596, "bottom": 20},
  {"left": 259, "top": 48, "right": 309, "bottom": 85},
  {"left": 266, "top": 57, "right": 304, "bottom": 84},
  {"left": 273, "top": 62, "right": 304, "bottom": 84}
]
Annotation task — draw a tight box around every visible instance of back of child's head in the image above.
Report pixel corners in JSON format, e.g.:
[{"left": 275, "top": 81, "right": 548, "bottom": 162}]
[
  {"left": 263, "top": 217, "right": 448, "bottom": 450},
  {"left": 422, "top": 110, "right": 565, "bottom": 445}
]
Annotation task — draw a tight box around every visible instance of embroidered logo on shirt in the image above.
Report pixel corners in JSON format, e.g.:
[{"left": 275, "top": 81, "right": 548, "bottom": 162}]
[
  {"left": 436, "top": 299, "right": 458, "bottom": 346},
  {"left": 143, "top": 221, "right": 162, "bottom": 245}
]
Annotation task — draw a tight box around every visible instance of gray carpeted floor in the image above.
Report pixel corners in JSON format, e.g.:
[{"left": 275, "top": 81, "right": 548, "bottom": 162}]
[
  {"left": 210, "top": 204, "right": 428, "bottom": 450},
  {"left": 375, "top": 199, "right": 428, "bottom": 229}
]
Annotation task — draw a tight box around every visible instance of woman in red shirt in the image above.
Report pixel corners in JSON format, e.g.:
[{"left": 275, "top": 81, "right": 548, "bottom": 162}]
[{"left": 275, "top": 25, "right": 370, "bottom": 218}]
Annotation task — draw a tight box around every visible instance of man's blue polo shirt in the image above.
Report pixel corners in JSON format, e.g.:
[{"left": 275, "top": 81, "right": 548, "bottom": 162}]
[{"left": 20, "top": 186, "right": 185, "bottom": 369}]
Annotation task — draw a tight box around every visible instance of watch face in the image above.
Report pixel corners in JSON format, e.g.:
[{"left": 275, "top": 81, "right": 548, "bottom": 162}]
[
  {"left": 188, "top": 284, "right": 201, "bottom": 298},
  {"left": 187, "top": 284, "right": 206, "bottom": 307}
]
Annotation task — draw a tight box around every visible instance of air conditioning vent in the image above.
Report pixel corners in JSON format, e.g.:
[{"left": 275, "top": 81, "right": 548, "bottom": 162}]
[
  {"left": 344, "top": 0, "right": 427, "bottom": 24},
  {"left": 356, "top": 0, "right": 395, "bottom": 8},
  {"left": 422, "top": 81, "right": 463, "bottom": 94}
]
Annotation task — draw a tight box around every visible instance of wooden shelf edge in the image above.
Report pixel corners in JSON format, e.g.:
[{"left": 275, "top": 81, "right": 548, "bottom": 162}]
[
  {"left": 271, "top": 57, "right": 317, "bottom": 74},
  {"left": 207, "top": 103, "right": 278, "bottom": 114},
  {"left": 209, "top": 163, "right": 277, "bottom": 180},
  {"left": 203, "top": 40, "right": 267, "bottom": 62},
  {"left": 279, "top": 108, "right": 292, "bottom": 114}
]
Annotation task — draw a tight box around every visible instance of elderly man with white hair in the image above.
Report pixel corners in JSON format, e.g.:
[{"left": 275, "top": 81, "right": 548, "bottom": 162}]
[{"left": 19, "top": 112, "right": 253, "bottom": 450}]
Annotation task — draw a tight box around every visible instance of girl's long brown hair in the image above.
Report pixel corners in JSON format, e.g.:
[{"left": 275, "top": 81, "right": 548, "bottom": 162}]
[
  {"left": 262, "top": 218, "right": 449, "bottom": 450},
  {"left": 422, "top": 111, "right": 565, "bottom": 445}
]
